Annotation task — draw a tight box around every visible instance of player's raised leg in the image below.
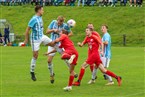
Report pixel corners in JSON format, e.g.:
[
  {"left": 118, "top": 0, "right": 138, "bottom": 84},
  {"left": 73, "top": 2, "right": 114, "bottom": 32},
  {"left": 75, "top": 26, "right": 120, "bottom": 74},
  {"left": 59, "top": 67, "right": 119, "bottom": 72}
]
[{"left": 98, "top": 64, "right": 122, "bottom": 86}]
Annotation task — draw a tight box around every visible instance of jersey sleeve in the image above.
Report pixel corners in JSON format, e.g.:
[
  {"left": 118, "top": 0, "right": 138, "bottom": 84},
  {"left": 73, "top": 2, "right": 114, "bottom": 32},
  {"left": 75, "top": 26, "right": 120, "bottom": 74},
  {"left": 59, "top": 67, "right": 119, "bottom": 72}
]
[
  {"left": 28, "top": 18, "right": 36, "bottom": 28},
  {"left": 48, "top": 20, "right": 56, "bottom": 29},
  {"left": 82, "top": 37, "right": 88, "bottom": 45},
  {"left": 64, "top": 24, "right": 71, "bottom": 33},
  {"left": 103, "top": 34, "right": 110, "bottom": 42},
  {"left": 92, "top": 35, "right": 102, "bottom": 44}
]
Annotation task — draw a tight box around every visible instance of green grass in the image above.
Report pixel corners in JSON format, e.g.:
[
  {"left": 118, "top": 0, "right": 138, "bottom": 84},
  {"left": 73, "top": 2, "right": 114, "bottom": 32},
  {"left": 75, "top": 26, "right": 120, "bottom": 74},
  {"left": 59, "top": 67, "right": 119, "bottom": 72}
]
[
  {"left": 0, "top": 5, "right": 145, "bottom": 46},
  {"left": 0, "top": 46, "right": 144, "bottom": 97}
]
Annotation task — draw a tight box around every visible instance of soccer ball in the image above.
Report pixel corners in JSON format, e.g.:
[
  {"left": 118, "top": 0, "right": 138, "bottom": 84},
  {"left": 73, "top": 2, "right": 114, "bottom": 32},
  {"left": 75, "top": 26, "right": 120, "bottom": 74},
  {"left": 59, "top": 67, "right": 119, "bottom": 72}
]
[{"left": 67, "top": 19, "right": 76, "bottom": 28}]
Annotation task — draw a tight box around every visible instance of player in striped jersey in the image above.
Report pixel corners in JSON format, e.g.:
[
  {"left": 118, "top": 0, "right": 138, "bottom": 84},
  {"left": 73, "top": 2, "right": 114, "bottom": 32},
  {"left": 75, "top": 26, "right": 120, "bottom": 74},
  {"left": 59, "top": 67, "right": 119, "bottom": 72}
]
[
  {"left": 24, "top": 5, "right": 52, "bottom": 81},
  {"left": 46, "top": 16, "right": 73, "bottom": 84}
]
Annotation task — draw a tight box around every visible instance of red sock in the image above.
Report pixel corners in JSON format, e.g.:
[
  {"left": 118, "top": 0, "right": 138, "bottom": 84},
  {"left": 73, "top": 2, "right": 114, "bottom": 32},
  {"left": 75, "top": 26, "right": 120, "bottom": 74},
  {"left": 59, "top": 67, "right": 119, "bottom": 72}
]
[
  {"left": 68, "top": 75, "right": 74, "bottom": 86},
  {"left": 106, "top": 70, "right": 117, "bottom": 79},
  {"left": 78, "top": 68, "right": 85, "bottom": 82},
  {"left": 90, "top": 65, "right": 94, "bottom": 72}
]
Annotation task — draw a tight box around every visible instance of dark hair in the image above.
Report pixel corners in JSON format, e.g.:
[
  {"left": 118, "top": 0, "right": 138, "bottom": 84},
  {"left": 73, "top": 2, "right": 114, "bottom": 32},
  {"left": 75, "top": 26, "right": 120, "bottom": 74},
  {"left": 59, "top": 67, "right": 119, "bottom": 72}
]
[
  {"left": 35, "top": 5, "right": 43, "bottom": 13},
  {"left": 102, "top": 24, "right": 108, "bottom": 29},
  {"left": 86, "top": 27, "right": 93, "bottom": 31},
  {"left": 62, "top": 29, "right": 69, "bottom": 35}
]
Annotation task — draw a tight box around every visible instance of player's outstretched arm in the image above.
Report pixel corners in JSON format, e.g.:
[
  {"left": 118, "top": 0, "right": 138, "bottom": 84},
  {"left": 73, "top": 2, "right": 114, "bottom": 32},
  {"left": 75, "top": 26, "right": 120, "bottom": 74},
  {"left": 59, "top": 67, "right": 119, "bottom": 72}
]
[
  {"left": 77, "top": 42, "right": 84, "bottom": 47},
  {"left": 24, "top": 27, "right": 31, "bottom": 44},
  {"left": 68, "top": 31, "right": 73, "bottom": 37},
  {"left": 44, "top": 49, "right": 57, "bottom": 56}
]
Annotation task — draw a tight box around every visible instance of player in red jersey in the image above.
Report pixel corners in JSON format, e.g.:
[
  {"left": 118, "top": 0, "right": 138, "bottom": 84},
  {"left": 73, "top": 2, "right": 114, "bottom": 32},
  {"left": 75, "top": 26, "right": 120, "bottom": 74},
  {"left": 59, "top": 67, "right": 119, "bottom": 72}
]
[
  {"left": 73, "top": 27, "right": 122, "bottom": 86},
  {"left": 87, "top": 23, "right": 102, "bottom": 84},
  {"left": 45, "top": 29, "right": 78, "bottom": 91}
]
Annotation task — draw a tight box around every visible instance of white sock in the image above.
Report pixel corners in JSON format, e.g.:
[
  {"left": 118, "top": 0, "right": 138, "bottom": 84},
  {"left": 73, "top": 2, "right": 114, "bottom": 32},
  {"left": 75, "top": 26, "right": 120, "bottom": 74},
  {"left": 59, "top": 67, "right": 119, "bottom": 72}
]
[
  {"left": 106, "top": 74, "right": 113, "bottom": 82},
  {"left": 64, "top": 60, "right": 70, "bottom": 68},
  {"left": 30, "top": 57, "right": 36, "bottom": 72},
  {"left": 92, "top": 68, "right": 98, "bottom": 80},
  {"left": 48, "top": 63, "right": 54, "bottom": 76}
]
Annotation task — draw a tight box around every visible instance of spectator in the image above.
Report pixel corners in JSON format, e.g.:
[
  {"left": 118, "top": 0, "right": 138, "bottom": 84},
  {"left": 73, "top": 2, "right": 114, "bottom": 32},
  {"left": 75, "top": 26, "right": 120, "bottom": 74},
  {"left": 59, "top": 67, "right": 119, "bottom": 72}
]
[
  {"left": 70, "top": 0, "right": 75, "bottom": 6},
  {"left": 78, "top": 0, "right": 86, "bottom": 7},
  {"left": 120, "top": 0, "right": 127, "bottom": 6},
  {"left": 4, "top": 26, "right": 10, "bottom": 46},
  {"left": 0, "top": 31, "right": 4, "bottom": 45},
  {"left": 130, "top": 0, "right": 136, "bottom": 7},
  {"left": 137, "top": 0, "right": 142, "bottom": 7},
  {"left": 64, "top": 0, "right": 70, "bottom": 6}
]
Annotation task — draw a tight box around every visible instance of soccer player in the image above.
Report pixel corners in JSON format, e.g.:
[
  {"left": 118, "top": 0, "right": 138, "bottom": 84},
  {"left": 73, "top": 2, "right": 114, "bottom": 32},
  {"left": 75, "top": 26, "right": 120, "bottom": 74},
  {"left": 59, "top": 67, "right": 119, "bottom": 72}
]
[
  {"left": 46, "top": 16, "right": 73, "bottom": 84},
  {"left": 73, "top": 27, "right": 122, "bottom": 86},
  {"left": 90, "top": 25, "right": 114, "bottom": 85},
  {"left": 24, "top": 5, "right": 53, "bottom": 81},
  {"left": 45, "top": 29, "right": 78, "bottom": 91},
  {"left": 87, "top": 23, "right": 102, "bottom": 84}
]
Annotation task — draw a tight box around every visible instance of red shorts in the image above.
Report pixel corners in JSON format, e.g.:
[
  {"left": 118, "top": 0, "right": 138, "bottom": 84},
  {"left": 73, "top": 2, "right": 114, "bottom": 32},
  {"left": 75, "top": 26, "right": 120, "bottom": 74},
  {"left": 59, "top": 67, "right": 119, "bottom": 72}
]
[
  {"left": 86, "top": 53, "right": 102, "bottom": 67},
  {"left": 61, "top": 50, "right": 78, "bottom": 65}
]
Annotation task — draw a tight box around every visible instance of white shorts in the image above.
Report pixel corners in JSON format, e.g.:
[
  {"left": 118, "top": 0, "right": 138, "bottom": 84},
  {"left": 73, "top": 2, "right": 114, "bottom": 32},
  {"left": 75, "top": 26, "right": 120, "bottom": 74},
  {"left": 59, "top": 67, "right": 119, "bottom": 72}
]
[
  {"left": 48, "top": 43, "right": 64, "bottom": 56},
  {"left": 101, "top": 57, "right": 111, "bottom": 68},
  {"left": 31, "top": 35, "right": 52, "bottom": 51}
]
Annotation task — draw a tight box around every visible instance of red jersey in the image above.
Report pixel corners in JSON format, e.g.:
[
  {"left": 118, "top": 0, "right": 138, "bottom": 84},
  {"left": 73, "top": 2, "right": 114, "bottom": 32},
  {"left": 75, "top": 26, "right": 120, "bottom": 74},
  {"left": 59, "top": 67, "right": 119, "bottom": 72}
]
[
  {"left": 82, "top": 34, "right": 101, "bottom": 55},
  {"left": 92, "top": 31, "right": 102, "bottom": 43},
  {"left": 83, "top": 34, "right": 102, "bottom": 65},
  {"left": 57, "top": 34, "right": 76, "bottom": 51}
]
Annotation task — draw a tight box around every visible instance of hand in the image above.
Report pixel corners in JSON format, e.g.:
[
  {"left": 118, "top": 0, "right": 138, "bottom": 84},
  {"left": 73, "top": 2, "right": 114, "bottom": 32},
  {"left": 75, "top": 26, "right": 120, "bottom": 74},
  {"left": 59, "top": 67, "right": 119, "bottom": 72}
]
[
  {"left": 77, "top": 42, "right": 82, "bottom": 47},
  {"left": 43, "top": 52, "right": 49, "bottom": 56},
  {"left": 24, "top": 39, "right": 28, "bottom": 45},
  {"left": 53, "top": 29, "right": 59, "bottom": 33}
]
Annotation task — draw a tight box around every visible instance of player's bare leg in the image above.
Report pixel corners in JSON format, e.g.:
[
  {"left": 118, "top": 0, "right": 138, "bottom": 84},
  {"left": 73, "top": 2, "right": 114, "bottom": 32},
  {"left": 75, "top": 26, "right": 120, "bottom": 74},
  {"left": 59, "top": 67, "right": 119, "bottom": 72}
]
[
  {"left": 30, "top": 51, "right": 38, "bottom": 81},
  {"left": 64, "top": 59, "right": 78, "bottom": 78},
  {"left": 73, "top": 62, "right": 89, "bottom": 86},
  {"left": 98, "top": 64, "right": 122, "bottom": 86},
  {"left": 47, "top": 55, "right": 55, "bottom": 84},
  {"left": 63, "top": 65, "right": 75, "bottom": 91}
]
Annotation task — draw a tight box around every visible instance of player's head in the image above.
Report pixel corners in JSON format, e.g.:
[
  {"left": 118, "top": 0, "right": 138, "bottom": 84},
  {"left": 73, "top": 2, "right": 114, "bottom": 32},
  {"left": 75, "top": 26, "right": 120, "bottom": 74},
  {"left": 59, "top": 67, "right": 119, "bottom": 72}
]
[
  {"left": 35, "top": 5, "right": 44, "bottom": 16},
  {"left": 101, "top": 24, "right": 108, "bottom": 33},
  {"left": 87, "top": 23, "right": 94, "bottom": 31},
  {"left": 85, "top": 27, "right": 93, "bottom": 36},
  {"left": 61, "top": 29, "right": 69, "bottom": 35},
  {"left": 57, "top": 16, "right": 65, "bottom": 26}
]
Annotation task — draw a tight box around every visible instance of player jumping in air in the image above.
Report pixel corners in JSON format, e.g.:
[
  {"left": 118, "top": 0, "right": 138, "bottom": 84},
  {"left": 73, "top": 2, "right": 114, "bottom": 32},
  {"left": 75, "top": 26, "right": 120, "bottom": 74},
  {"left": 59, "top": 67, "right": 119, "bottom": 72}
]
[
  {"left": 24, "top": 5, "right": 53, "bottom": 81},
  {"left": 73, "top": 27, "right": 122, "bottom": 86},
  {"left": 46, "top": 16, "right": 74, "bottom": 84},
  {"left": 45, "top": 29, "right": 78, "bottom": 91}
]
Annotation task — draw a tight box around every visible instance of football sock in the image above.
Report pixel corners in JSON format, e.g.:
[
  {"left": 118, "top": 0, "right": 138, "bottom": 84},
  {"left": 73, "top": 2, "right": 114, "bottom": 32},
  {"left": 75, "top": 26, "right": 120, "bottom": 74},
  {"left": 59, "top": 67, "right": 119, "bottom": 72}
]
[
  {"left": 90, "top": 65, "right": 94, "bottom": 72},
  {"left": 30, "top": 57, "right": 36, "bottom": 72},
  {"left": 48, "top": 63, "right": 54, "bottom": 76},
  {"left": 105, "top": 74, "right": 113, "bottom": 82},
  {"left": 92, "top": 68, "right": 98, "bottom": 80},
  {"left": 105, "top": 70, "right": 117, "bottom": 79},
  {"left": 68, "top": 75, "right": 74, "bottom": 86},
  {"left": 78, "top": 68, "right": 85, "bottom": 82}
]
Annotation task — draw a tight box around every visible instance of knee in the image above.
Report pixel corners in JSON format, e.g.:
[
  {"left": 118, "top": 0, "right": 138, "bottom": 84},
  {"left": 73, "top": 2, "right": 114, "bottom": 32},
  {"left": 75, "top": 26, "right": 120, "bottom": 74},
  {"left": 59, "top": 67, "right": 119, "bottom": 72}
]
[
  {"left": 33, "top": 53, "right": 38, "bottom": 59},
  {"left": 47, "top": 58, "right": 52, "bottom": 64}
]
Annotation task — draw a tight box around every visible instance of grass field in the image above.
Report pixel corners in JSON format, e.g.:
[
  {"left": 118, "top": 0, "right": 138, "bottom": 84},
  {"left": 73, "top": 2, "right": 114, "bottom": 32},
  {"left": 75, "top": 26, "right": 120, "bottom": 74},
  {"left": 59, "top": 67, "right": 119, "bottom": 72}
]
[
  {"left": 0, "top": 46, "right": 144, "bottom": 97},
  {"left": 0, "top": 5, "right": 145, "bottom": 46}
]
